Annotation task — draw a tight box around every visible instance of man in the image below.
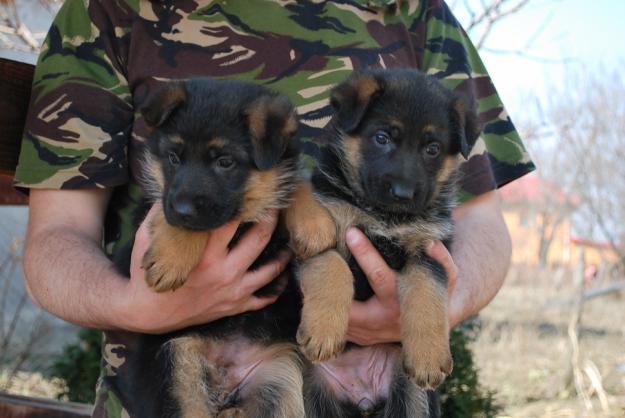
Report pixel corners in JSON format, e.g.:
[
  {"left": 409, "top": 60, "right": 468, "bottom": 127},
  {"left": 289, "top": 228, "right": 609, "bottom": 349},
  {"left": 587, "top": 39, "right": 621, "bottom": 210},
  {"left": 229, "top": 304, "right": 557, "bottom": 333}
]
[{"left": 16, "top": 0, "right": 534, "bottom": 415}]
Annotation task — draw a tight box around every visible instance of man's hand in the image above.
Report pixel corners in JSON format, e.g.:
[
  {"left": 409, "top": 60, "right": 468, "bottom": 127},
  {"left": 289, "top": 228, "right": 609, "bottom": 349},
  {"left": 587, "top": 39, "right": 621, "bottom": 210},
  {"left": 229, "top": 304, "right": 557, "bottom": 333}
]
[
  {"left": 118, "top": 206, "right": 290, "bottom": 334},
  {"left": 345, "top": 190, "right": 511, "bottom": 345},
  {"left": 345, "top": 228, "right": 458, "bottom": 345},
  {"left": 23, "top": 189, "right": 289, "bottom": 333}
]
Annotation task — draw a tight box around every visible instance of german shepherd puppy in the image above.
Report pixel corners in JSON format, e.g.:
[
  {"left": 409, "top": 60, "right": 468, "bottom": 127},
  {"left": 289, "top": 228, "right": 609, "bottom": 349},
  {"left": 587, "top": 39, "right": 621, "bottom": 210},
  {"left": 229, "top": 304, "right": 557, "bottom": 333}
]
[
  {"left": 110, "top": 78, "right": 304, "bottom": 418},
  {"left": 285, "top": 69, "right": 481, "bottom": 417}
]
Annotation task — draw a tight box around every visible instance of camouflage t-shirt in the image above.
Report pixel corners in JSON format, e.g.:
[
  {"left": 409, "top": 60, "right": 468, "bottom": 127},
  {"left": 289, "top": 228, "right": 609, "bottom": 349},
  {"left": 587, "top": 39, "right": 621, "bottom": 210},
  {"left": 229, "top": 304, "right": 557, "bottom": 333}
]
[{"left": 15, "top": 0, "right": 534, "bottom": 415}]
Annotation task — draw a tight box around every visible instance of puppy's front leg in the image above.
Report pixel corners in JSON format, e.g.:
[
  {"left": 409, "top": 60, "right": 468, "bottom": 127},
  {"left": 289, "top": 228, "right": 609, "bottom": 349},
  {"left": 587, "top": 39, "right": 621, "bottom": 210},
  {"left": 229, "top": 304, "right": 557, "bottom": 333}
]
[
  {"left": 297, "top": 250, "right": 353, "bottom": 362},
  {"left": 397, "top": 262, "right": 453, "bottom": 389},
  {"left": 284, "top": 182, "right": 336, "bottom": 259},
  {"left": 142, "top": 207, "right": 210, "bottom": 292}
]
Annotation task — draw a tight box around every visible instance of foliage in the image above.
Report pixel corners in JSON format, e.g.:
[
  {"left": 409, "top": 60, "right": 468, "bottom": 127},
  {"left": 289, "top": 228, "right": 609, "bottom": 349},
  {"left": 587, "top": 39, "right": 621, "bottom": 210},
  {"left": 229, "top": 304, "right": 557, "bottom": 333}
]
[
  {"left": 439, "top": 323, "right": 502, "bottom": 417},
  {"left": 49, "top": 327, "right": 101, "bottom": 403}
]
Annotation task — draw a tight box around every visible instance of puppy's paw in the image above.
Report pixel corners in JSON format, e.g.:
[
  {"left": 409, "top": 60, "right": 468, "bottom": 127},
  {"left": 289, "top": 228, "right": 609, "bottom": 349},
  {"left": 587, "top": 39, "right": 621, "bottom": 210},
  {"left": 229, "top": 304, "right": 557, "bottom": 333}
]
[
  {"left": 296, "top": 318, "right": 346, "bottom": 362},
  {"left": 403, "top": 344, "right": 453, "bottom": 389},
  {"left": 217, "top": 408, "right": 245, "bottom": 418},
  {"left": 141, "top": 246, "right": 189, "bottom": 292}
]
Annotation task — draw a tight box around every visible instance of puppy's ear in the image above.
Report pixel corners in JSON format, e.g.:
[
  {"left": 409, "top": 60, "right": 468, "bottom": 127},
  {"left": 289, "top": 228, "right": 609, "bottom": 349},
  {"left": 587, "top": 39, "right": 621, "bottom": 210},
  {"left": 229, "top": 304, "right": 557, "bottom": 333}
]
[
  {"left": 246, "top": 94, "right": 298, "bottom": 170},
  {"left": 141, "top": 81, "right": 187, "bottom": 128},
  {"left": 449, "top": 96, "right": 481, "bottom": 159},
  {"left": 330, "top": 72, "right": 382, "bottom": 133}
]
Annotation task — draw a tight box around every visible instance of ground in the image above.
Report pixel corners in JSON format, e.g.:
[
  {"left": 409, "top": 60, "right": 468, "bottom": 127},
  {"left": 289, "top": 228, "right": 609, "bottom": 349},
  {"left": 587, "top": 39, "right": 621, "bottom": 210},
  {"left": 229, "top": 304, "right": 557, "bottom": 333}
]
[{"left": 472, "top": 265, "right": 625, "bottom": 417}]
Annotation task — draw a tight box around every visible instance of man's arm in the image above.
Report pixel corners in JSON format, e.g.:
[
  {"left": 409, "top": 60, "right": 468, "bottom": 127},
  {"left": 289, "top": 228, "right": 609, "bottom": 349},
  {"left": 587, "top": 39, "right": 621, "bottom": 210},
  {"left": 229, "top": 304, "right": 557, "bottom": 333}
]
[
  {"left": 23, "top": 189, "right": 290, "bottom": 333},
  {"left": 346, "top": 190, "right": 511, "bottom": 345},
  {"left": 447, "top": 190, "right": 511, "bottom": 327}
]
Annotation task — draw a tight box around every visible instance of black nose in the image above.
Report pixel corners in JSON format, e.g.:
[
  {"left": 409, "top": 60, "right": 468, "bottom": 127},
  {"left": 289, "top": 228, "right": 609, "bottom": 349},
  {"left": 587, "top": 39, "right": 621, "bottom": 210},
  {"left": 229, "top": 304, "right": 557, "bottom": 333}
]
[
  {"left": 170, "top": 199, "right": 197, "bottom": 223},
  {"left": 390, "top": 182, "right": 415, "bottom": 200}
]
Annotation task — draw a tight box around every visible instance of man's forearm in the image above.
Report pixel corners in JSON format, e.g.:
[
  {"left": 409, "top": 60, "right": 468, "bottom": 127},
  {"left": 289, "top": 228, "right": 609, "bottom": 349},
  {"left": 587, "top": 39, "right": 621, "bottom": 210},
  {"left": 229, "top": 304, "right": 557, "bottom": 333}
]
[
  {"left": 23, "top": 225, "right": 128, "bottom": 330},
  {"left": 449, "top": 190, "right": 511, "bottom": 327},
  {"left": 23, "top": 188, "right": 130, "bottom": 330}
]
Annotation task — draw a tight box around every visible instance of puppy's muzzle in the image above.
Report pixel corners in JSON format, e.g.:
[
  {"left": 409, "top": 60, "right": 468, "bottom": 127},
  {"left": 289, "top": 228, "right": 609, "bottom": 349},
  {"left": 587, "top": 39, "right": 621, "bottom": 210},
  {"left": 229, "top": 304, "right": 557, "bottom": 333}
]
[
  {"left": 390, "top": 181, "right": 415, "bottom": 201},
  {"left": 166, "top": 191, "right": 211, "bottom": 229}
]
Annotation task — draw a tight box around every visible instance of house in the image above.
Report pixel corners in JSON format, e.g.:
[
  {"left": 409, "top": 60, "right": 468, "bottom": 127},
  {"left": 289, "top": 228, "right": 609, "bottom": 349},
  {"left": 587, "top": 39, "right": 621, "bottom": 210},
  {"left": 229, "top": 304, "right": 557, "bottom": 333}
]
[{"left": 500, "top": 173, "right": 619, "bottom": 268}]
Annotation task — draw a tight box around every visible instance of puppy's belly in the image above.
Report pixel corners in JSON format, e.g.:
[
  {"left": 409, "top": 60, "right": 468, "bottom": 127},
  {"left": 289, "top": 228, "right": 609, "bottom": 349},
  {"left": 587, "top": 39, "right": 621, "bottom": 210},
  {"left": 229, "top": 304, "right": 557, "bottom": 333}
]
[
  {"left": 315, "top": 344, "right": 400, "bottom": 408},
  {"left": 202, "top": 337, "right": 293, "bottom": 397}
]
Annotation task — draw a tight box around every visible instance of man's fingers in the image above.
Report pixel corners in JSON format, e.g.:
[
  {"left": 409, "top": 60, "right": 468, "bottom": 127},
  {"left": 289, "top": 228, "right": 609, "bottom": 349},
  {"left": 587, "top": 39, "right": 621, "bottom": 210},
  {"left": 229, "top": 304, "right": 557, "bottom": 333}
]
[
  {"left": 204, "top": 220, "right": 241, "bottom": 257},
  {"left": 244, "top": 294, "right": 281, "bottom": 312},
  {"left": 425, "top": 240, "right": 458, "bottom": 296},
  {"left": 241, "top": 249, "right": 291, "bottom": 294},
  {"left": 227, "top": 212, "right": 279, "bottom": 270},
  {"left": 345, "top": 227, "right": 397, "bottom": 301},
  {"left": 348, "top": 300, "right": 372, "bottom": 329}
]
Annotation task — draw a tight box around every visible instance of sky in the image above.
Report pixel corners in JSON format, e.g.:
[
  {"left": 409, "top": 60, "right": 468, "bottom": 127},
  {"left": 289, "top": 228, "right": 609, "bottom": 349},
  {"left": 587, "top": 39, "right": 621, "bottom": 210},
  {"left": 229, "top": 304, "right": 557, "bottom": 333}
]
[{"left": 471, "top": 0, "right": 625, "bottom": 117}]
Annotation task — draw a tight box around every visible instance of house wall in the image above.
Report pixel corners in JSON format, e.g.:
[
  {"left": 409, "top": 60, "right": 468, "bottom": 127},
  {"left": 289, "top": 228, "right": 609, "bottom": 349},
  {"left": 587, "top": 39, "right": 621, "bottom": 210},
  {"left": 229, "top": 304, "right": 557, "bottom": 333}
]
[{"left": 503, "top": 209, "right": 618, "bottom": 268}]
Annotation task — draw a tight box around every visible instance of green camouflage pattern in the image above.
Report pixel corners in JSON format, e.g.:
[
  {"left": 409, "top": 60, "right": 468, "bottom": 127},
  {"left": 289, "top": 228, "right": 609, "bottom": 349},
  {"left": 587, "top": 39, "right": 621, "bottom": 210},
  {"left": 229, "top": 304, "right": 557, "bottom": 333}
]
[{"left": 15, "top": 0, "right": 534, "bottom": 416}]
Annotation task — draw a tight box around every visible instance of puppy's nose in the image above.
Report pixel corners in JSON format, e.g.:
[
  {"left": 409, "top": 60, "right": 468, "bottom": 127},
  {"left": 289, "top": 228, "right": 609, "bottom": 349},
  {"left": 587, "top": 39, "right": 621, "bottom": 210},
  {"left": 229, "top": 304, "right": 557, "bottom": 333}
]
[
  {"left": 171, "top": 199, "right": 197, "bottom": 221},
  {"left": 390, "top": 182, "right": 415, "bottom": 200}
]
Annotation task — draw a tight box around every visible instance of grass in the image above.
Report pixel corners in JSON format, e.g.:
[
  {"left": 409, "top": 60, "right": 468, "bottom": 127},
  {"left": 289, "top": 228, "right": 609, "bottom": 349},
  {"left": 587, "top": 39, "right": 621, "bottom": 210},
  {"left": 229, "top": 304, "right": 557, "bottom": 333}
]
[{"left": 471, "top": 265, "right": 625, "bottom": 417}]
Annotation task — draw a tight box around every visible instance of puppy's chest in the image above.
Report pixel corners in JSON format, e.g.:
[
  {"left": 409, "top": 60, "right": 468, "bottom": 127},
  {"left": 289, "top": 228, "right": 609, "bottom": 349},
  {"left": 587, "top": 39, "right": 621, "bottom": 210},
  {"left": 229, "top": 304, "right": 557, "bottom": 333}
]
[{"left": 322, "top": 199, "right": 445, "bottom": 260}]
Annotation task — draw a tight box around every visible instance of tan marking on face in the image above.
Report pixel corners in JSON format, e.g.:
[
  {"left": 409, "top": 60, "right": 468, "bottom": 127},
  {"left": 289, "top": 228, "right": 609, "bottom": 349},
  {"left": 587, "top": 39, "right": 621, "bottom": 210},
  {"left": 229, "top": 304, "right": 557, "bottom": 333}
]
[
  {"left": 343, "top": 135, "right": 363, "bottom": 182},
  {"left": 170, "top": 135, "right": 184, "bottom": 145},
  {"left": 284, "top": 182, "right": 337, "bottom": 259},
  {"left": 436, "top": 155, "right": 460, "bottom": 186},
  {"left": 422, "top": 124, "right": 437, "bottom": 135},
  {"left": 208, "top": 137, "right": 228, "bottom": 149},
  {"left": 239, "top": 168, "right": 281, "bottom": 221},
  {"left": 397, "top": 264, "right": 452, "bottom": 389},
  {"left": 389, "top": 120, "right": 404, "bottom": 136},
  {"left": 142, "top": 151, "right": 165, "bottom": 198},
  {"left": 297, "top": 249, "right": 353, "bottom": 362}
]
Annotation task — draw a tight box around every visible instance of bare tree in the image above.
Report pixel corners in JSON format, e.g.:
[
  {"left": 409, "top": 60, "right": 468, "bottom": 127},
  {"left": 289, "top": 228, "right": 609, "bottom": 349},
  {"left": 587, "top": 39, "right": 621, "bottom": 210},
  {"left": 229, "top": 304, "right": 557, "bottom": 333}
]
[
  {"left": 453, "top": 0, "right": 532, "bottom": 49},
  {"left": 0, "top": 238, "right": 52, "bottom": 391},
  {"left": 522, "top": 67, "right": 625, "bottom": 270},
  {"left": 0, "top": 0, "right": 60, "bottom": 53}
]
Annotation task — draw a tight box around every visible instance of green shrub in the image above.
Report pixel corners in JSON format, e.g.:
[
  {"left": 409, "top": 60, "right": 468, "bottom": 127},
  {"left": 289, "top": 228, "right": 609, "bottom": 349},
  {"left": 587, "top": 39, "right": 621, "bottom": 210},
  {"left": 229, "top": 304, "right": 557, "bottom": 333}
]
[
  {"left": 439, "top": 324, "right": 501, "bottom": 417},
  {"left": 49, "top": 327, "right": 101, "bottom": 403}
]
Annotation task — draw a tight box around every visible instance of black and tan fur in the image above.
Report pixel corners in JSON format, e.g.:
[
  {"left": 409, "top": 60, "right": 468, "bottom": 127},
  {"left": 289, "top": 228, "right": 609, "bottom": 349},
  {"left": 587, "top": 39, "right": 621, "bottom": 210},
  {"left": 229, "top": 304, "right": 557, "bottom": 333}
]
[
  {"left": 110, "top": 78, "right": 304, "bottom": 418},
  {"left": 285, "top": 69, "right": 481, "bottom": 417}
]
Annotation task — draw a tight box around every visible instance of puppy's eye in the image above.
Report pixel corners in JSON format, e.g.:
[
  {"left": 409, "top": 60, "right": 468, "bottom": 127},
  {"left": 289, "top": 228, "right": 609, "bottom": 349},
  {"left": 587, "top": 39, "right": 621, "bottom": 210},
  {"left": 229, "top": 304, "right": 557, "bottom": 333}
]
[
  {"left": 217, "top": 156, "right": 235, "bottom": 170},
  {"left": 425, "top": 142, "right": 441, "bottom": 157},
  {"left": 168, "top": 151, "right": 180, "bottom": 166},
  {"left": 374, "top": 131, "right": 391, "bottom": 146}
]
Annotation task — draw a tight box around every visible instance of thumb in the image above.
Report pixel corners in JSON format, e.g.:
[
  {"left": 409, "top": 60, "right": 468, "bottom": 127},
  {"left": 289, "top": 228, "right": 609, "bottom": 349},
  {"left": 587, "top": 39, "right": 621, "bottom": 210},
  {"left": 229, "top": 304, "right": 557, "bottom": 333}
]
[{"left": 345, "top": 227, "right": 397, "bottom": 301}]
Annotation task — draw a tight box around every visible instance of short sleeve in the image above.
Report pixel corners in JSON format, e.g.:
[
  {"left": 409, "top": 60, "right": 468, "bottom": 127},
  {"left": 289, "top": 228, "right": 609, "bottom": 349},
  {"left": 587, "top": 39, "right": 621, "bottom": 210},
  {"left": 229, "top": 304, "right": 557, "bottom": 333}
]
[
  {"left": 14, "top": 0, "right": 134, "bottom": 189},
  {"left": 419, "top": 0, "right": 535, "bottom": 202}
]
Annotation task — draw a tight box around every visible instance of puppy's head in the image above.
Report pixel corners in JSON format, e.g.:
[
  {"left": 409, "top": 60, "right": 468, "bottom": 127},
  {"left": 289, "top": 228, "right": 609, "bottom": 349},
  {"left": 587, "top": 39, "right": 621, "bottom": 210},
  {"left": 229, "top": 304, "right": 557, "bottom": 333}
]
[
  {"left": 141, "top": 78, "right": 298, "bottom": 230},
  {"left": 329, "top": 69, "right": 481, "bottom": 214}
]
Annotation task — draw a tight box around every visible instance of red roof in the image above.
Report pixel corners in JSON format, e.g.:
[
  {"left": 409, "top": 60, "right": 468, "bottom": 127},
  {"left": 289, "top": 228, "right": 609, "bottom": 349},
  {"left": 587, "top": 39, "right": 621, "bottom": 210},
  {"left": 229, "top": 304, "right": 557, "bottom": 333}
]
[
  {"left": 500, "top": 172, "right": 578, "bottom": 206},
  {"left": 570, "top": 236, "right": 620, "bottom": 251}
]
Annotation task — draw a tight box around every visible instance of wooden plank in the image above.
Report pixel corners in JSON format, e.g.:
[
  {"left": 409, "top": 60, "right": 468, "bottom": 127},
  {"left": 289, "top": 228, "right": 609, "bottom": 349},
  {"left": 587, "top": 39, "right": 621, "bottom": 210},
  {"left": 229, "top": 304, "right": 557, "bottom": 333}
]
[
  {"left": 0, "top": 58, "right": 35, "bottom": 177},
  {"left": 0, "top": 393, "right": 92, "bottom": 418},
  {"left": 0, "top": 174, "right": 28, "bottom": 205}
]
